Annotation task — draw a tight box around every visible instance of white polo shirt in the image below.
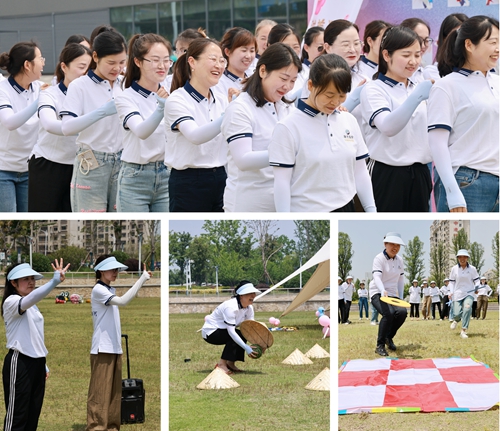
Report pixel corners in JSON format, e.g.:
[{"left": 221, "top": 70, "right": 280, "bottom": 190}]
[
  {"left": 31, "top": 82, "right": 76, "bottom": 165},
  {"left": 448, "top": 263, "right": 480, "bottom": 302},
  {"left": 90, "top": 281, "right": 123, "bottom": 354},
  {"left": 60, "top": 70, "right": 123, "bottom": 154},
  {"left": 427, "top": 68, "right": 499, "bottom": 176},
  {"left": 338, "top": 283, "right": 344, "bottom": 300},
  {"left": 115, "top": 81, "right": 165, "bottom": 164},
  {"left": 213, "top": 69, "right": 245, "bottom": 102},
  {"left": 477, "top": 284, "right": 492, "bottom": 297},
  {"left": 201, "top": 297, "right": 254, "bottom": 339},
  {"left": 245, "top": 55, "right": 259, "bottom": 77},
  {"left": 3, "top": 295, "right": 47, "bottom": 358},
  {"left": 409, "top": 286, "right": 421, "bottom": 303},
  {"left": 368, "top": 250, "right": 404, "bottom": 299},
  {"left": 358, "top": 287, "right": 368, "bottom": 298},
  {"left": 358, "top": 55, "right": 378, "bottom": 80},
  {"left": 411, "top": 66, "right": 426, "bottom": 84},
  {"left": 360, "top": 73, "right": 431, "bottom": 166},
  {"left": 430, "top": 286, "right": 441, "bottom": 303},
  {"left": 440, "top": 284, "right": 450, "bottom": 297},
  {"left": 164, "top": 81, "right": 227, "bottom": 170},
  {"left": 422, "top": 286, "right": 430, "bottom": 297},
  {"left": 423, "top": 63, "right": 440, "bottom": 81},
  {"left": 0, "top": 76, "right": 41, "bottom": 172},
  {"left": 341, "top": 282, "right": 354, "bottom": 301},
  {"left": 222, "top": 91, "right": 291, "bottom": 212},
  {"left": 0, "top": 74, "right": 5, "bottom": 82},
  {"left": 269, "top": 99, "right": 369, "bottom": 212}
]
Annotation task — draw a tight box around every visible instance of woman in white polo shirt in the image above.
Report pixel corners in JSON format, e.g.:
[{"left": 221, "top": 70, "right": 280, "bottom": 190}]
[
  {"left": 0, "top": 41, "right": 44, "bottom": 212},
  {"left": 2, "top": 259, "right": 69, "bottom": 430},
  {"left": 202, "top": 281, "right": 261, "bottom": 374},
  {"left": 360, "top": 26, "right": 433, "bottom": 212},
  {"left": 115, "top": 33, "right": 172, "bottom": 212},
  {"left": 369, "top": 232, "right": 407, "bottom": 356},
  {"left": 221, "top": 43, "right": 300, "bottom": 212},
  {"left": 87, "top": 255, "right": 151, "bottom": 430},
  {"left": 428, "top": 15, "right": 499, "bottom": 213},
  {"left": 475, "top": 276, "right": 492, "bottom": 320},
  {"left": 270, "top": 53, "right": 376, "bottom": 212},
  {"left": 28, "top": 43, "right": 92, "bottom": 212},
  {"left": 409, "top": 279, "right": 421, "bottom": 320},
  {"left": 61, "top": 29, "right": 127, "bottom": 213},
  {"left": 400, "top": 18, "right": 433, "bottom": 84},
  {"left": 359, "top": 20, "right": 391, "bottom": 79},
  {"left": 164, "top": 38, "right": 228, "bottom": 212},
  {"left": 448, "top": 249, "right": 480, "bottom": 339}
]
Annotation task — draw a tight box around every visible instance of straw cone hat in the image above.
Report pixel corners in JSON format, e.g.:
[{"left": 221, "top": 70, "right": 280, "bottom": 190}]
[
  {"left": 305, "top": 344, "right": 330, "bottom": 359},
  {"left": 196, "top": 368, "right": 240, "bottom": 390},
  {"left": 282, "top": 348, "right": 313, "bottom": 365},
  {"left": 305, "top": 368, "right": 330, "bottom": 391}
]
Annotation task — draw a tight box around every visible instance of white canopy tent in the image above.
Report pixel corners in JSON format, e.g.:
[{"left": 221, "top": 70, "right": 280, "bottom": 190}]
[{"left": 254, "top": 240, "right": 330, "bottom": 317}]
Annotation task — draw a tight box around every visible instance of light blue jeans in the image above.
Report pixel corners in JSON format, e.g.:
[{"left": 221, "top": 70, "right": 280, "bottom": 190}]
[
  {"left": 434, "top": 166, "right": 499, "bottom": 212},
  {"left": 117, "top": 161, "right": 170, "bottom": 212},
  {"left": 370, "top": 301, "right": 379, "bottom": 323},
  {"left": 452, "top": 295, "right": 474, "bottom": 330},
  {"left": 0, "top": 170, "right": 28, "bottom": 212},
  {"left": 71, "top": 149, "right": 121, "bottom": 212}
]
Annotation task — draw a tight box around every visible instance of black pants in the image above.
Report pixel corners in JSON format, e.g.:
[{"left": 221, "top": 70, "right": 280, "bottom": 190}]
[
  {"left": 441, "top": 298, "right": 449, "bottom": 319},
  {"left": 169, "top": 166, "right": 226, "bottom": 212},
  {"left": 472, "top": 301, "right": 477, "bottom": 318},
  {"left": 370, "top": 160, "right": 432, "bottom": 212},
  {"left": 331, "top": 199, "right": 355, "bottom": 212},
  {"left": 338, "top": 299, "right": 346, "bottom": 323},
  {"left": 431, "top": 302, "right": 442, "bottom": 319},
  {"left": 3, "top": 350, "right": 46, "bottom": 431},
  {"left": 371, "top": 294, "right": 407, "bottom": 347},
  {"left": 204, "top": 329, "right": 247, "bottom": 362},
  {"left": 343, "top": 300, "right": 352, "bottom": 323},
  {"left": 28, "top": 155, "right": 73, "bottom": 212},
  {"left": 410, "top": 303, "right": 419, "bottom": 318}
]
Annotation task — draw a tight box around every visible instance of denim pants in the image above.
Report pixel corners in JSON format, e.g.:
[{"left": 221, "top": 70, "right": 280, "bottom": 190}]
[
  {"left": 434, "top": 166, "right": 499, "bottom": 212},
  {"left": 452, "top": 295, "right": 474, "bottom": 330},
  {"left": 358, "top": 297, "right": 368, "bottom": 318},
  {"left": 370, "top": 301, "right": 379, "bottom": 323},
  {"left": 0, "top": 170, "right": 28, "bottom": 212},
  {"left": 117, "top": 161, "right": 169, "bottom": 212},
  {"left": 71, "top": 149, "right": 121, "bottom": 212}
]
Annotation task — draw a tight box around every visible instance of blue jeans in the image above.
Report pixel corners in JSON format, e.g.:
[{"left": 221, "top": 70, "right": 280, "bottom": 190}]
[
  {"left": 0, "top": 170, "right": 28, "bottom": 212},
  {"left": 370, "top": 301, "right": 379, "bottom": 323},
  {"left": 452, "top": 295, "right": 474, "bottom": 330},
  {"left": 117, "top": 161, "right": 170, "bottom": 212},
  {"left": 71, "top": 149, "right": 121, "bottom": 212},
  {"left": 434, "top": 166, "right": 499, "bottom": 212},
  {"left": 359, "top": 297, "right": 368, "bottom": 318}
]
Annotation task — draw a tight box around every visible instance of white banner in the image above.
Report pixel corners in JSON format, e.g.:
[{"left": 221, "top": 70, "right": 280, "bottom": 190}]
[{"left": 308, "top": 0, "right": 365, "bottom": 29}]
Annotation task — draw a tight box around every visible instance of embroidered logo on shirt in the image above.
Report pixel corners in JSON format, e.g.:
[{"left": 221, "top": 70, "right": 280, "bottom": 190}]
[{"left": 343, "top": 129, "right": 354, "bottom": 142}]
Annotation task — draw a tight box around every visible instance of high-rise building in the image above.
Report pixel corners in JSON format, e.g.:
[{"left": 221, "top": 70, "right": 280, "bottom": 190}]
[{"left": 429, "top": 220, "right": 470, "bottom": 274}]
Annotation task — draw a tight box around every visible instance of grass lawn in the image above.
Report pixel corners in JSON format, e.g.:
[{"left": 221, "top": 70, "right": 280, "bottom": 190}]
[
  {"left": 169, "top": 311, "right": 330, "bottom": 431},
  {"left": 0, "top": 297, "right": 160, "bottom": 431},
  {"left": 338, "top": 310, "right": 499, "bottom": 431}
]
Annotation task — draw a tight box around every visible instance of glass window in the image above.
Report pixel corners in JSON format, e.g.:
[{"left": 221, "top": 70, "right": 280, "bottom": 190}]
[
  {"left": 110, "top": 6, "right": 133, "bottom": 41},
  {"left": 182, "top": 1, "right": 207, "bottom": 35},
  {"left": 208, "top": 0, "right": 231, "bottom": 40},
  {"left": 234, "top": 0, "right": 256, "bottom": 32},
  {"left": 257, "top": 0, "right": 286, "bottom": 20},
  {"left": 159, "top": 1, "right": 181, "bottom": 44},
  {"left": 289, "top": 0, "right": 307, "bottom": 36},
  {"left": 134, "top": 3, "right": 158, "bottom": 35}
]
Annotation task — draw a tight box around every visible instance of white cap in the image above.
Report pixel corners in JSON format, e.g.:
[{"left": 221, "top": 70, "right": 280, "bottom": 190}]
[
  {"left": 346, "top": 275, "right": 353, "bottom": 280},
  {"left": 94, "top": 256, "right": 128, "bottom": 272},
  {"left": 7, "top": 263, "right": 43, "bottom": 281},
  {"left": 430, "top": 280, "right": 436, "bottom": 284},
  {"left": 480, "top": 276, "right": 486, "bottom": 280},
  {"left": 236, "top": 283, "right": 261, "bottom": 295},
  {"left": 383, "top": 232, "right": 405, "bottom": 246},
  {"left": 360, "top": 280, "right": 365, "bottom": 285},
  {"left": 444, "top": 278, "right": 449, "bottom": 282},
  {"left": 456, "top": 249, "right": 470, "bottom": 257},
  {"left": 412, "top": 279, "right": 418, "bottom": 283},
  {"left": 338, "top": 276, "right": 343, "bottom": 281},
  {"left": 422, "top": 280, "right": 428, "bottom": 284}
]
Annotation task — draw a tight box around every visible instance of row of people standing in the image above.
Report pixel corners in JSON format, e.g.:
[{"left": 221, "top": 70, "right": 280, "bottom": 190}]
[{"left": 0, "top": 14, "right": 497, "bottom": 212}]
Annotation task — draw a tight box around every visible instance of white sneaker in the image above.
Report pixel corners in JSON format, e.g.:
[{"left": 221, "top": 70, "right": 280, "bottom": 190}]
[
  {"left": 370, "top": 321, "right": 376, "bottom": 326},
  {"left": 460, "top": 330, "right": 468, "bottom": 339},
  {"left": 450, "top": 321, "right": 458, "bottom": 330}
]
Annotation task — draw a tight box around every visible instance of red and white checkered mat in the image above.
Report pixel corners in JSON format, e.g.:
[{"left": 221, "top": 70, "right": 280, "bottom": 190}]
[{"left": 338, "top": 357, "right": 499, "bottom": 413}]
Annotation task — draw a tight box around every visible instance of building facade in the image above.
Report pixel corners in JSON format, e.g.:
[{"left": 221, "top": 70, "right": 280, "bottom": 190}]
[{"left": 0, "top": 0, "right": 308, "bottom": 74}]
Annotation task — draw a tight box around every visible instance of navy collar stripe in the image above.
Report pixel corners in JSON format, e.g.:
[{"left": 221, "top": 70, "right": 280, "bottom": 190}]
[
  {"left": 297, "top": 99, "right": 319, "bottom": 117},
  {"left": 453, "top": 67, "right": 473, "bottom": 76},
  {"left": 377, "top": 73, "right": 415, "bottom": 87},
  {"left": 360, "top": 55, "right": 377, "bottom": 68},
  {"left": 58, "top": 81, "right": 68, "bottom": 95},
  {"left": 8, "top": 76, "right": 28, "bottom": 94},
  {"left": 131, "top": 80, "right": 160, "bottom": 98},
  {"left": 223, "top": 69, "right": 241, "bottom": 82},
  {"left": 88, "top": 69, "right": 104, "bottom": 84}
]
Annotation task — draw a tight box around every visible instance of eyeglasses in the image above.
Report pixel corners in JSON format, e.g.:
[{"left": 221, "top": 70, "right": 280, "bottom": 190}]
[
  {"left": 35, "top": 56, "right": 45, "bottom": 64},
  {"left": 333, "top": 40, "right": 364, "bottom": 52},
  {"left": 421, "top": 37, "right": 434, "bottom": 46},
  {"left": 142, "top": 57, "right": 173, "bottom": 68},
  {"left": 204, "top": 55, "right": 227, "bottom": 68}
]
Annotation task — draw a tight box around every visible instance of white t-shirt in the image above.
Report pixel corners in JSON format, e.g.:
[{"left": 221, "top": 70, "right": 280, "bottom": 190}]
[
  {"left": 115, "top": 81, "right": 165, "bottom": 164},
  {"left": 222, "top": 91, "right": 291, "bottom": 212},
  {"left": 448, "top": 263, "right": 480, "bottom": 302},
  {"left": 90, "top": 281, "right": 123, "bottom": 354},
  {"left": 201, "top": 297, "right": 254, "bottom": 339},
  {"left": 427, "top": 68, "right": 499, "bottom": 176},
  {"left": 368, "top": 250, "right": 404, "bottom": 299},
  {"left": 164, "top": 81, "right": 227, "bottom": 170},
  {"left": 60, "top": 70, "right": 123, "bottom": 154},
  {"left": 0, "top": 76, "right": 41, "bottom": 172},
  {"left": 31, "top": 82, "right": 77, "bottom": 165},
  {"left": 360, "top": 74, "right": 431, "bottom": 166},
  {"left": 269, "top": 99, "right": 369, "bottom": 212},
  {"left": 440, "top": 284, "right": 450, "bottom": 297},
  {"left": 409, "top": 285, "right": 421, "bottom": 303},
  {"left": 477, "top": 284, "right": 492, "bottom": 297},
  {"left": 341, "top": 282, "right": 354, "bottom": 301},
  {"left": 358, "top": 287, "right": 368, "bottom": 298},
  {"left": 422, "top": 286, "right": 430, "bottom": 297},
  {"left": 3, "top": 295, "right": 47, "bottom": 358}
]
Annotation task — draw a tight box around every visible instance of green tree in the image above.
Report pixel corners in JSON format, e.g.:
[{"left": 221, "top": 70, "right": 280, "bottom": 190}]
[
  {"left": 28, "top": 253, "right": 53, "bottom": 272},
  {"left": 430, "top": 242, "right": 448, "bottom": 287},
  {"left": 49, "top": 246, "right": 88, "bottom": 271},
  {"left": 189, "top": 236, "right": 212, "bottom": 285},
  {"left": 492, "top": 232, "right": 499, "bottom": 283},
  {"left": 216, "top": 250, "right": 247, "bottom": 287},
  {"left": 169, "top": 231, "right": 192, "bottom": 276},
  {"left": 469, "top": 242, "right": 485, "bottom": 275},
  {"left": 338, "top": 232, "right": 353, "bottom": 281},
  {"left": 403, "top": 236, "right": 425, "bottom": 287},
  {"left": 202, "top": 220, "right": 254, "bottom": 257},
  {"left": 142, "top": 220, "right": 161, "bottom": 270},
  {"left": 111, "top": 250, "right": 129, "bottom": 266},
  {"left": 451, "top": 228, "right": 470, "bottom": 265},
  {"left": 294, "top": 220, "right": 330, "bottom": 261}
]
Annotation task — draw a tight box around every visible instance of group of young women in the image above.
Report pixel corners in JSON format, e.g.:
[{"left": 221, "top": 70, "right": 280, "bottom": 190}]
[
  {"left": 1, "top": 257, "right": 151, "bottom": 430},
  {"left": 0, "top": 13, "right": 497, "bottom": 212}
]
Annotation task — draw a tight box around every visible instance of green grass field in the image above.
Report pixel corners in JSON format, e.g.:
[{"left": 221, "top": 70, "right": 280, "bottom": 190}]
[
  {"left": 169, "top": 312, "right": 330, "bottom": 431},
  {"left": 338, "top": 310, "right": 499, "bottom": 431},
  {"left": 0, "top": 297, "right": 160, "bottom": 431}
]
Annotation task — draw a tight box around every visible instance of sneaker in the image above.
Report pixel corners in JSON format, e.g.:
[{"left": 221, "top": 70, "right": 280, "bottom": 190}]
[
  {"left": 370, "top": 321, "right": 377, "bottom": 326},
  {"left": 460, "top": 330, "right": 468, "bottom": 339},
  {"left": 450, "top": 321, "right": 458, "bottom": 330},
  {"left": 343, "top": 322, "right": 350, "bottom": 325},
  {"left": 376, "top": 321, "right": 379, "bottom": 325},
  {"left": 385, "top": 338, "right": 397, "bottom": 351},
  {"left": 375, "top": 345, "right": 388, "bottom": 356}
]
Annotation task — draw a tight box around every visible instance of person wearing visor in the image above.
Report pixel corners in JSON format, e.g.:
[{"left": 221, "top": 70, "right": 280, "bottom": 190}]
[
  {"left": 368, "top": 232, "right": 407, "bottom": 356},
  {"left": 202, "top": 280, "right": 262, "bottom": 374},
  {"left": 87, "top": 255, "right": 151, "bottom": 431},
  {"left": 448, "top": 249, "right": 480, "bottom": 339},
  {"left": 1, "top": 259, "right": 69, "bottom": 431}
]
